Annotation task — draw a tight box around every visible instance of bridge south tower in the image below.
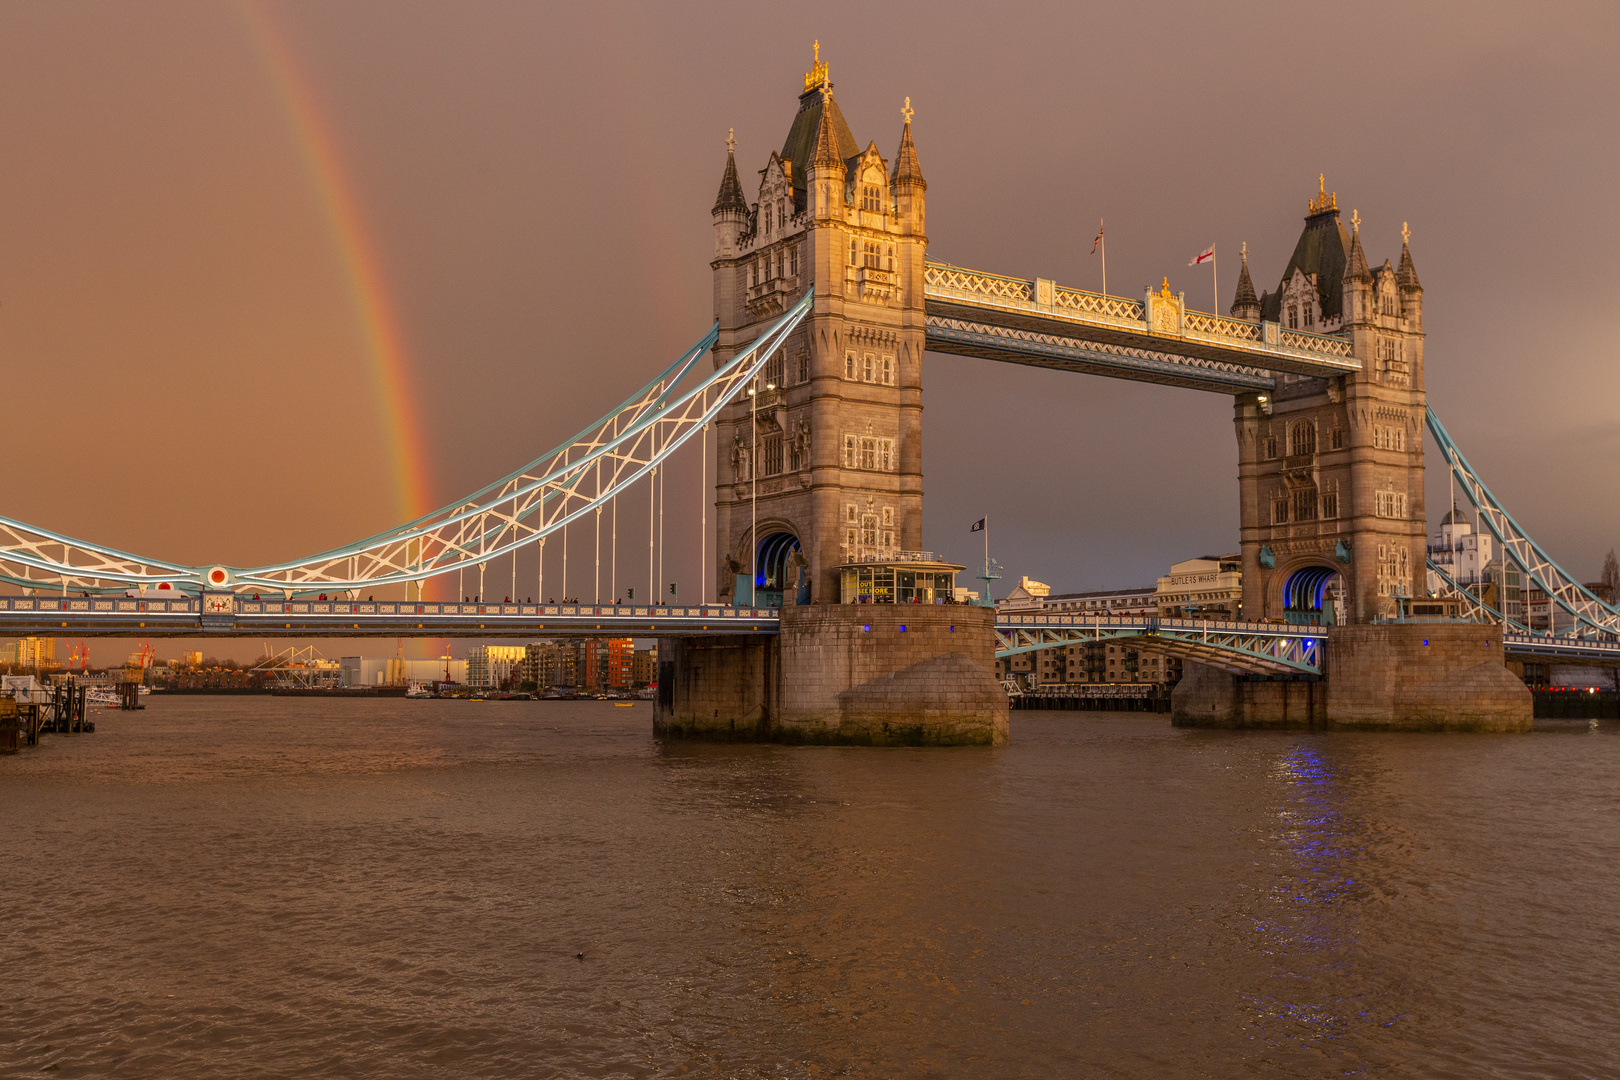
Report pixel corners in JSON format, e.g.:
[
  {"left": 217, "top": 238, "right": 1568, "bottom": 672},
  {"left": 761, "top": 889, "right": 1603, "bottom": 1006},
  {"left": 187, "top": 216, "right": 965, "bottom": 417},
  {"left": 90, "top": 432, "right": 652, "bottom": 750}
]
[
  {"left": 1234, "top": 181, "right": 1428, "bottom": 623},
  {"left": 710, "top": 48, "right": 926, "bottom": 605}
]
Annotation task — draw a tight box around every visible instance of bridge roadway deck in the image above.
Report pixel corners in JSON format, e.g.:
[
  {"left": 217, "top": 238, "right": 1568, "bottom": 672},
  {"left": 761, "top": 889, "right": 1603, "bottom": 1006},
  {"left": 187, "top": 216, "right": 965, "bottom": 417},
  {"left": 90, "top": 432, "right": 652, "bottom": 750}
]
[
  {"left": 922, "top": 261, "right": 1361, "bottom": 394},
  {"left": 6, "top": 596, "right": 1613, "bottom": 672},
  {"left": 0, "top": 596, "right": 779, "bottom": 639}
]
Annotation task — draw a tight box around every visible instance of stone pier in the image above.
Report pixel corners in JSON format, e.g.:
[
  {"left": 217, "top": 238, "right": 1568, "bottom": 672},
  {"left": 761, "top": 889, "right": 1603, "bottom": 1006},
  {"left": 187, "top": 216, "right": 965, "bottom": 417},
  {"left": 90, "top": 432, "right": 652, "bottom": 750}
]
[
  {"left": 655, "top": 605, "right": 1008, "bottom": 745},
  {"left": 1172, "top": 622, "right": 1532, "bottom": 731}
]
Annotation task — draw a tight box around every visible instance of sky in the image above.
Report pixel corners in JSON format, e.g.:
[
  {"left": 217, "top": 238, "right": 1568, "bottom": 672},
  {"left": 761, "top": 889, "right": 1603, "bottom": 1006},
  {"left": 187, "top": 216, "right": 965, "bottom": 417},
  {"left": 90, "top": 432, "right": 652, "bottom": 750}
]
[{"left": 1, "top": 1, "right": 1616, "bottom": 662}]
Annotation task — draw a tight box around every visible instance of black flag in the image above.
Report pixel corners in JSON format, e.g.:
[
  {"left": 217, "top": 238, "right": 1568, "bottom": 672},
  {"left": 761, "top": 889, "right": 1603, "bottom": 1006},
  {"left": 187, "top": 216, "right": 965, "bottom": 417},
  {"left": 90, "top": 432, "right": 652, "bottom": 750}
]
[{"left": 970, "top": 518, "right": 985, "bottom": 533}]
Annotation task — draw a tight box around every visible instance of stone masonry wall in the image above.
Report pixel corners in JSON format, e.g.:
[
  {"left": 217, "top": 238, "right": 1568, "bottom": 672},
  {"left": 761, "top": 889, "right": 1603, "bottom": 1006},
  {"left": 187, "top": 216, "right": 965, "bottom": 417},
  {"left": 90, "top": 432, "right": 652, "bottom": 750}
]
[
  {"left": 655, "top": 604, "right": 1008, "bottom": 746},
  {"left": 1172, "top": 621, "right": 1531, "bottom": 731}
]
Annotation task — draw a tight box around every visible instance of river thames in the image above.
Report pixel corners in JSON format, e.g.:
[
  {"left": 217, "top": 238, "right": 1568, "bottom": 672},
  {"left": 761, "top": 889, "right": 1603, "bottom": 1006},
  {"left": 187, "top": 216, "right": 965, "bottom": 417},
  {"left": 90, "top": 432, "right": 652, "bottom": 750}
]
[{"left": 2, "top": 699, "right": 1617, "bottom": 1078}]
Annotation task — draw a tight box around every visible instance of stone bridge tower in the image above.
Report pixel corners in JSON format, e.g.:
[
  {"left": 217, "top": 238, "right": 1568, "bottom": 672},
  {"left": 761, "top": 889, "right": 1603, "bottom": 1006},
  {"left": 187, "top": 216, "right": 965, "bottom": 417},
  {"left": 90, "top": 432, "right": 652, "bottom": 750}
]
[
  {"left": 1233, "top": 179, "right": 1427, "bottom": 624},
  {"left": 709, "top": 47, "right": 926, "bottom": 604}
]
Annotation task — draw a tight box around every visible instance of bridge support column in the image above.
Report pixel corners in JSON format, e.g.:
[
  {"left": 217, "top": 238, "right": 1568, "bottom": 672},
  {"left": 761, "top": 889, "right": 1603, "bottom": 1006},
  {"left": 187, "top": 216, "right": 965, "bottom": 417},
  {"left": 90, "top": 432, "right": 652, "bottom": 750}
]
[
  {"left": 1172, "top": 622, "right": 1532, "bottom": 731},
  {"left": 655, "top": 605, "right": 1008, "bottom": 745}
]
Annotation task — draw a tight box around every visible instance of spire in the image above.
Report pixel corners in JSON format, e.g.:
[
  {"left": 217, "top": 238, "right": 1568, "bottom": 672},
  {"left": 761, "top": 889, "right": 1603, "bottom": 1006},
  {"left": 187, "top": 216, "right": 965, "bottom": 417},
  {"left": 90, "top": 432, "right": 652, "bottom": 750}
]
[
  {"left": 1397, "top": 221, "right": 1422, "bottom": 291},
  {"left": 891, "top": 96, "right": 926, "bottom": 189},
  {"left": 1343, "top": 209, "right": 1372, "bottom": 282},
  {"left": 810, "top": 85, "right": 844, "bottom": 170},
  {"left": 1230, "top": 240, "right": 1259, "bottom": 318},
  {"left": 712, "top": 129, "right": 747, "bottom": 217}
]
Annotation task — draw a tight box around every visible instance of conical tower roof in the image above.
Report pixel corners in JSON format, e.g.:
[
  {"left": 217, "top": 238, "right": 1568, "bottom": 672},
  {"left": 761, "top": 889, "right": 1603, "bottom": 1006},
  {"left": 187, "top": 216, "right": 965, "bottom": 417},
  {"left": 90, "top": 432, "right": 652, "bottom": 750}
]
[
  {"left": 891, "top": 97, "right": 925, "bottom": 189},
  {"left": 810, "top": 92, "right": 845, "bottom": 170},
  {"left": 1231, "top": 242, "right": 1258, "bottom": 314},
  {"left": 779, "top": 86, "right": 858, "bottom": 198},
  {"left": 1259, "top": 176, "right": 1352, "bottom": 322},
  {"left": 1397, "top": 223, "right": 1422, "bottom": 291},
  {"left": 1343, "top": 212, "right": 1372, "bottom": 283},
  {"left": 711, "top": 131, "right": 747, "bottom": 217}
]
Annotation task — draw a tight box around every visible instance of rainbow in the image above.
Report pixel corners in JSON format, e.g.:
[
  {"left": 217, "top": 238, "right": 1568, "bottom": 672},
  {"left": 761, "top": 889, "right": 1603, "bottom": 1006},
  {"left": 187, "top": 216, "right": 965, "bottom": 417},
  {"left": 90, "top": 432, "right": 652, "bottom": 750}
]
[{"left": 237, "top": 1, "right": 434, "bottom": 523}]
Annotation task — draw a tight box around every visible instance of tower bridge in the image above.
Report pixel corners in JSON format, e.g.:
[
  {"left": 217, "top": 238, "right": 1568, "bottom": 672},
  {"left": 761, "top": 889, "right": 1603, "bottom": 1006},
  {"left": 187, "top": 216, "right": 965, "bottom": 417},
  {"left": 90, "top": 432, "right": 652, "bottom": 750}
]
[{"left": 3, "top": 47, "right": 1616, "bottom": 739}]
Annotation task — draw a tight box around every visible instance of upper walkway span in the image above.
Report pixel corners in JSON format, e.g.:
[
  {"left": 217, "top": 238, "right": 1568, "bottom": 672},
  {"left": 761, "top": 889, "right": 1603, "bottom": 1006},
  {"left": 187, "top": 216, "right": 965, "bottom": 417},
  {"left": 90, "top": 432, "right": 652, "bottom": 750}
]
[{"left": 923, "top": 262, "right": 1361, "bottom": 393}]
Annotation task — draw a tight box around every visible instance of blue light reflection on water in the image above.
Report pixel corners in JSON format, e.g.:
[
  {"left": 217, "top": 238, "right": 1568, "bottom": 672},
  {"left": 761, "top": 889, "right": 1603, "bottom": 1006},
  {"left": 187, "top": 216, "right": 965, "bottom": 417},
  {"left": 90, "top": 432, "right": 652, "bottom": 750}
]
[{"left": 1243, "top": 742, "right": 1400, "bottom": 1067}]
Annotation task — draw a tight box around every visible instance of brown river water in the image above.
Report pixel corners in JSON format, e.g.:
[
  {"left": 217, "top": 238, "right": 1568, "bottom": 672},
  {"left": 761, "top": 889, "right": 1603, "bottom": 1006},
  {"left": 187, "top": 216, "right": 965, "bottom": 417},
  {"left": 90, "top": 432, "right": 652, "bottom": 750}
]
[{"left": 2, "top": 698, "right": 1618, "bottom": 1078}]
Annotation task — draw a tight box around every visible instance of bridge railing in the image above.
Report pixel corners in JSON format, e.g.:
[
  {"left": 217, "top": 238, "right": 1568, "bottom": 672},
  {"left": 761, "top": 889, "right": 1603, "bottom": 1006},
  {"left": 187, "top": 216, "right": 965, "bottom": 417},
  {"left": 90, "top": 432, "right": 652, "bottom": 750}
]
[{"left": 0, "top": 596, "right": 779, "bottom": 622}]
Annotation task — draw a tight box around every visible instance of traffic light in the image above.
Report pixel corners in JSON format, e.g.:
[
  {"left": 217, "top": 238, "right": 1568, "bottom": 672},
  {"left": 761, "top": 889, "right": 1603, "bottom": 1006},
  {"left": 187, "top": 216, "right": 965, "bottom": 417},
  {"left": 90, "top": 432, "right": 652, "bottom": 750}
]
[
  {"left": 627, "top": 588, "right": 634, "bottom": 600},
  {"left": 668, "top": 582, "right": 677, "bottom": 595}
]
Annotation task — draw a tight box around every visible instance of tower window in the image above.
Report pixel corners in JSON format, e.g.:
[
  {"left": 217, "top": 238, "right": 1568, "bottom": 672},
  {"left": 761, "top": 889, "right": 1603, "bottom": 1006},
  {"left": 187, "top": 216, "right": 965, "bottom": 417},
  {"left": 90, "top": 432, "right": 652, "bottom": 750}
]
[
  {"left": 850, "top": 239, "right": 857, "bottom": 266},
  {"left": 882, "top": 355, "right": 894, "bottom": 385},
  {"left": 1289, "top": 420, "right": 1316, "bottom": 456},
  {"left": 862, "top": 185, "right": 881, "bottom": 212},
  {"left": 845, "top": 351, "right": 856, "bottom": 380},
  {"left": 1292, "top": 487, "right": 1318, "bottom": 522}
]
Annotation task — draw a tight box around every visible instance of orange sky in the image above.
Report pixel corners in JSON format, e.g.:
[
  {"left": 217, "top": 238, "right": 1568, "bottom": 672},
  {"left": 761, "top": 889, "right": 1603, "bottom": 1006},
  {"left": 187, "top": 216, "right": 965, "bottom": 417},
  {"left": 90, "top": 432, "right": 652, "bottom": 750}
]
[{"left": 0, "top": 1, "right": 1616, "bottom": 661}]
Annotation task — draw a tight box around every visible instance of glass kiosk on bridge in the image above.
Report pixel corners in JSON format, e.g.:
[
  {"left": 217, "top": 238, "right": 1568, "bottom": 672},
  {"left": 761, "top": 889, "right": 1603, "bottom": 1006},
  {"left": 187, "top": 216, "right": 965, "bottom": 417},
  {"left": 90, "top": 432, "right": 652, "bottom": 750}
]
[{"left": 836, "top": 552, "right": 965, "bottom": 605}]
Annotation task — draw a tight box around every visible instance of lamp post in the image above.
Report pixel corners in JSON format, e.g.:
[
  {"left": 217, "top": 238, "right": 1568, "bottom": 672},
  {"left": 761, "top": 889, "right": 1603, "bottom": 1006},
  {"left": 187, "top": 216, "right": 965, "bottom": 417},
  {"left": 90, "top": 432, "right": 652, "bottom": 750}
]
[{"left": 746, "top": 378, "right": 775, "bottom": 604}]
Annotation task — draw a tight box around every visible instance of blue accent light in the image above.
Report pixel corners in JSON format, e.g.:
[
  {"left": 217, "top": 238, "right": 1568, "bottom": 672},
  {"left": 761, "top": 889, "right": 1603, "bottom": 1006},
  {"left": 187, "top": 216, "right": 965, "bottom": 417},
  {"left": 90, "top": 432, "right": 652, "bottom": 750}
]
[
  {"left": 949, "top": 625, "right": 955, "bottom": 632},
  {"left": 899, "top": 625, "right": 907, "bottom": 632},
  {"left": 1423, "top": 639, "right": 1429, "bottom": 646},
  {"left": 862, "top": 624, "right": 871, "bottom": 632}
]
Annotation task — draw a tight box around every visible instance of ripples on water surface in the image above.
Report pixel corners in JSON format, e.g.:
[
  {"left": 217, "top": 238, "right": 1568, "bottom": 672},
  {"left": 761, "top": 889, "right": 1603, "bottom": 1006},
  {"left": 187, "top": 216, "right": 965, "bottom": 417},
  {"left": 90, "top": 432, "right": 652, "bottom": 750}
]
[{"left": 2, "top": 699, "right": 1618, "bottom": 1078}]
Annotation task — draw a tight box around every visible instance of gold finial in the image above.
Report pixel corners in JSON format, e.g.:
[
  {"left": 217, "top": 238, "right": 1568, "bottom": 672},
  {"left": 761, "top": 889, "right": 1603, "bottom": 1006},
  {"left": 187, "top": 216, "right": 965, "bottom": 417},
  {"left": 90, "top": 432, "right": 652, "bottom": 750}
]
[
  {"left": 1402, "top": 221, "right": 1411, "bottom": 245},
  {"left": 901, "top": 96, "right": 914, "bottom": 125},
  {"left": 1351, "top": 208, "right": 1361, "bottom": 233},
  {"left": 804, "top": 39, "right": 829, "bottom": 92},
  {"left": 1308, "top": 173, "right": 1338, "bottom": 215},
  {"left": 1160, "top": 276, "right": 1174, "bottom": 299},
  {"left": 725, "top": 127, "right": 736, "bottom": 154}
]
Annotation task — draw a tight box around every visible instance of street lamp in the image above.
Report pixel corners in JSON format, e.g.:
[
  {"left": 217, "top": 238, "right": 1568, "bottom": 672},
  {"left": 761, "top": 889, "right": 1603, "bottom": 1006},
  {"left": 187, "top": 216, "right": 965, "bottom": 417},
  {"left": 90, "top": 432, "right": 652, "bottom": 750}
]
[{"left": 746, "top": 378, "right": 775, "bottom": 604}]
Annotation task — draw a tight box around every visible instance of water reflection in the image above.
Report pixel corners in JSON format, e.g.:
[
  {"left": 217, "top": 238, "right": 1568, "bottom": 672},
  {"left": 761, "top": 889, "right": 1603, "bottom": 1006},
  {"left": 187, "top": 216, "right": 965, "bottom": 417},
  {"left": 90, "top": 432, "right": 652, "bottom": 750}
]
[{"left": 1246, "top": 742, "right": 1393, "bottom": 1061}]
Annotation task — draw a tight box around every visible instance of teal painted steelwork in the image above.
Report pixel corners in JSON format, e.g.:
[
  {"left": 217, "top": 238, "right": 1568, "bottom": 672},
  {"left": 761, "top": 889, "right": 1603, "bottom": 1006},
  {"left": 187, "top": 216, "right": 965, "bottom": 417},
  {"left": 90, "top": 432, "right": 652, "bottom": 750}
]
[{"left": 1426, "top": 406, "right": 1620, "bottom": 637}]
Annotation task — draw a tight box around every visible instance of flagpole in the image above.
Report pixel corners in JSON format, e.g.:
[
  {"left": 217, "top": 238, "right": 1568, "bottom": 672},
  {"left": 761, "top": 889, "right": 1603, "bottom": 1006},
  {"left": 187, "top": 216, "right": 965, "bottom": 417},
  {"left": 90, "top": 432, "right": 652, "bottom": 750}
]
[
  {"left": 1101, "top": 228, "right": 1107, "bottom": 297},
  {"left": 1213, "top": 244, "right": 1219, "bottom": 314}
]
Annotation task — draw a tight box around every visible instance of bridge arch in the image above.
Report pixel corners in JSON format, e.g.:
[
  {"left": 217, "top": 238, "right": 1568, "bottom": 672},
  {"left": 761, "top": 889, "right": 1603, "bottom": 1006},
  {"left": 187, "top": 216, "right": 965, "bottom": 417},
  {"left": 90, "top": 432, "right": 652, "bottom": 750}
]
[
  {"left": 755, "top": 531, "right": 801, "bottom": 597},
  {"left": 1277, "top": 562, "right": 1344, "bottom": 626}
]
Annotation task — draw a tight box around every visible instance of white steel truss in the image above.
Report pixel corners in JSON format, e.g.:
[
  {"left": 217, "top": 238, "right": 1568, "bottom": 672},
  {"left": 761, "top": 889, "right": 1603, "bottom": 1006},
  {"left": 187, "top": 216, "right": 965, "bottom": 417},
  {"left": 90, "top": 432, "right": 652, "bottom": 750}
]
[
  {"left": 1426, "top": 407, "right": 1620, "bottom": 638},
  {"left": 0, "top": 292, "right": 813, "bottom": 596}
]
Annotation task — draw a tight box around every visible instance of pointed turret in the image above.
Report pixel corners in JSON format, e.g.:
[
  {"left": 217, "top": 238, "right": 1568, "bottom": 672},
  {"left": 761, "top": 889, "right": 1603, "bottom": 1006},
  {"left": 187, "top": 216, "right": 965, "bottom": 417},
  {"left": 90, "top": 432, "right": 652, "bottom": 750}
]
[
  {"left": 711, "top": 129, "right": 749, "bottom": 261},
  {"left": 805, "top": 85, "right": 848, "bottom": 220},
  {"left": 1397, "top": 222, "right": 1422, "bottom": 292},
  {"left": 892, "top": 97, "right": 925, "bottom": 190},
  {"left": 1231, "top": 241, "right": 1260, "bottom": 320},
  {"left": 712, "top": 131, "right": 748, "bottom": 217},
  {"left": 1343, "top": 211, "right": 1372, "bottom": 283},
  {"left": 1396, "top": 221, "right": 1423, "bottom": 329},
  {"left": 811, "top": 94, "right": 844, "bottom": 170}
]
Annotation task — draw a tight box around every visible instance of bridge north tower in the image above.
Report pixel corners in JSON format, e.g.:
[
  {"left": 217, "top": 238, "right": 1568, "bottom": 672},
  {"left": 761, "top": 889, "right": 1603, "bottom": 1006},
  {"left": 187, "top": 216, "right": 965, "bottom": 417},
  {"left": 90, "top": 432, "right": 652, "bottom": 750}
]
[
  {"left": 709, "top": 47, "right": 927, "bottom": 604},
  {"left": 1234, "top": 180, "right": 1428, "bottom": 623}
]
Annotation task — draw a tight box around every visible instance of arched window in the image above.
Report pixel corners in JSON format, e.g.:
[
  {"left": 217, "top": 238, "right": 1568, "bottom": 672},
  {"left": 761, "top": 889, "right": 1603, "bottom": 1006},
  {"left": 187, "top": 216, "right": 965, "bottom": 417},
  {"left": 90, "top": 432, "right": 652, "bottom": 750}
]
[
  {"left": 850, "top": 239, "right": 857, "bottom": 265},
  {"left": 1287, "top": 305, "right": 1299, "bottom": 330}
]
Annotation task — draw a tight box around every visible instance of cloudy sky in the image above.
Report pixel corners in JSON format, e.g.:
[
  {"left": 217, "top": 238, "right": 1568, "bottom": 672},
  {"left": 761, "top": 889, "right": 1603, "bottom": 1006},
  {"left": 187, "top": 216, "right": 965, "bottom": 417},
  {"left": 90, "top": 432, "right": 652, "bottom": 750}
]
[{"left": 1, "top": 1, "right": 1615, "bottom": 658}]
